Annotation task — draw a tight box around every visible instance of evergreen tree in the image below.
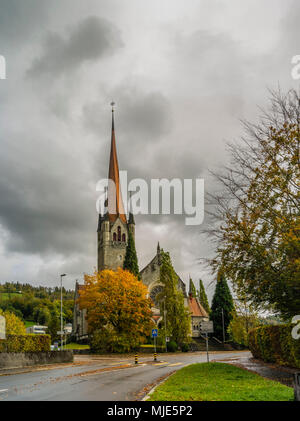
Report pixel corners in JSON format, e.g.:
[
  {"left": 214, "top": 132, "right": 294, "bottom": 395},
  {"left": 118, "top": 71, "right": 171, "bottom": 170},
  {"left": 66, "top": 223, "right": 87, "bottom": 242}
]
[
  {"left": 123, "top": 230, "right": 140, "bottom": 279},
  {"left": 210, "top": 271, "right": 235, "bottom": 341},
  {"left": 158, "top": 251, "right": 191, "bottom": 347},
  {"left": 189, "top": 278, "right": 197, "bottom": 297},
  {"left": 198, "top": 279, "right": 210, "bottom": 315}
]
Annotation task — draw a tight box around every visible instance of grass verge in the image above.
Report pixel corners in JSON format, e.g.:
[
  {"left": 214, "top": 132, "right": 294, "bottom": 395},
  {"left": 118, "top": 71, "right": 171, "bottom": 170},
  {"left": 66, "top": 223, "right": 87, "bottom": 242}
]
[
  {"left": 148, "top": 362, "right": 293, "bottom": 401},
  {"left": 65, "top": 343, "right": 90, "bottom": 350}
]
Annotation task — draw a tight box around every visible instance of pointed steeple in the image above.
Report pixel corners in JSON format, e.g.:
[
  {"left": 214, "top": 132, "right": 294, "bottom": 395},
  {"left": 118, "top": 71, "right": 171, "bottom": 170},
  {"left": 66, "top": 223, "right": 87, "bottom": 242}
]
[{"left": 107, "top": 102, "right": 127, "bottom": 224}]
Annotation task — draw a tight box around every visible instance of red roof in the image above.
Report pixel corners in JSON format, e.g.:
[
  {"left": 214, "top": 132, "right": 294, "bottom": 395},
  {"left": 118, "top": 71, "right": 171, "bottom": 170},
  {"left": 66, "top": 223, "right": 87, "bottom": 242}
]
[{"left": 188, "top": 296, "right": 208, "bottom": 317}]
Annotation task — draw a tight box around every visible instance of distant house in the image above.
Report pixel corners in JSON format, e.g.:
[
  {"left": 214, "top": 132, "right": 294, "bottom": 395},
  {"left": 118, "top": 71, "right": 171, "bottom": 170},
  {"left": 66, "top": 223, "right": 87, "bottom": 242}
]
[{"left": 26, "top": 325, "right": 47, "bottom": 335}]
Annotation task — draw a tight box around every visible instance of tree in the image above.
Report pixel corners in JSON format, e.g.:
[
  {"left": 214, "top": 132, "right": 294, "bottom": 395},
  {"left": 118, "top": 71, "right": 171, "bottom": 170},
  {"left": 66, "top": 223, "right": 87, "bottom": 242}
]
[
  {"left": 198, "top": 279, "right": 210, "bottom": 315},
  {"left": 47, "top": 309, "right": 60, "bottom": 342},
  {"left": 210, "top": 271, "right": 235, "bottom": 341},
  {"left": 189, "top": 278, "right": 197, "bottom": 297},
  {"left": 123, "top": 230, "right": 140, "bottom": 278},
  {"left": 158, "top": 251, "right": 191, "bottom": 347},
  {"left": 207, "top": 89, "right": 300, "bottom": 319},
  {"left": 228, "top": 295, "right": 260, "bottom": 347},
  {"left": 0, "top": 309, "right": 26, "bottom": 335},
  {"left": 78, "top": 268, "right": 153, "bottom": 352}
]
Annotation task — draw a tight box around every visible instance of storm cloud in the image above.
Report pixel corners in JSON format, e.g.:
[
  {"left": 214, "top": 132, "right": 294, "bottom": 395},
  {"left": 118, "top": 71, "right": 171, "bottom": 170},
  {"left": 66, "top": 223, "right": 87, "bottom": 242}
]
[
  {"left": 28, "top": 16, "right": 123, "bottom": 78},
  {"left": 0, "top": 0, "right": 299, "bottom": 299}
]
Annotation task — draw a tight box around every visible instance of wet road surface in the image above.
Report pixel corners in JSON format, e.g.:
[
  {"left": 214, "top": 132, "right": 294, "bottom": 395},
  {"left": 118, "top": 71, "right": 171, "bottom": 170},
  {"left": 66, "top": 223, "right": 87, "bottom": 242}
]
[{"left": 0, "top": 351, "right": 251, "bottom": 401}]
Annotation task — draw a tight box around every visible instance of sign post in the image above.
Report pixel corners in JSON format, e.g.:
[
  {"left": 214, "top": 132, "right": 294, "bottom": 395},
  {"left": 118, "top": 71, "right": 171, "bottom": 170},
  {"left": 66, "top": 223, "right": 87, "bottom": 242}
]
[
  {"left": 0, "top": 315, "right": 6, "bottom": 340},
  {"left": 152, "top": 328, "right": 158, "bottom": 361},
  {"left": 199, "top": 321, "right": 214, "bottom": 363}
]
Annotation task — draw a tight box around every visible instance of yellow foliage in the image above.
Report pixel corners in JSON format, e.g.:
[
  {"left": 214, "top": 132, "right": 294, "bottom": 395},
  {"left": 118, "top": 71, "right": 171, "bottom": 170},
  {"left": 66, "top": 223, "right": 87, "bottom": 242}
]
[
  {"left": 0, "top": 309, "right": 26, "bottom": 335},
  {"left": 78, "top": 268, "right": 154, "bottom": 351}
]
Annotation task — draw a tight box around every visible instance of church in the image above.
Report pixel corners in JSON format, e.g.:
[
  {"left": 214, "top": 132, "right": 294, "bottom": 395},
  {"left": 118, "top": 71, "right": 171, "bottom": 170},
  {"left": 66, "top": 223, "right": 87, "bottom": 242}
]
[{"left": 73, "top": 106, "right": 208, "bottom": 341}]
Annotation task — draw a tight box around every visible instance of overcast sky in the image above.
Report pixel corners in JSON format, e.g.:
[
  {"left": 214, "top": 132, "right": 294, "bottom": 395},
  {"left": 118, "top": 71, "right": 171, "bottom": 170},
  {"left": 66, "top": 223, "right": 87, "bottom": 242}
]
[{"left": 0, "top": 0, "right": 299, "bottom": 300}]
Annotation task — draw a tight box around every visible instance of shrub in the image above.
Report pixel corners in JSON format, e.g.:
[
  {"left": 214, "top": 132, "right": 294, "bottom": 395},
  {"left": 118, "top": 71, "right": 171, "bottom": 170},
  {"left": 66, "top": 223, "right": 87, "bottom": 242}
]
[
  {"left": 248, "top": 324, "right": 300, "bottom": 369},
  {"left": 0, "top": 309, "right": 26, "bottom": 335},
  {"left": 181, "top": 343, "right": 189, "bottom": 352},
  {"left": 90, "top": 329, "right": 142, "bottom": 353},
  {"left": 167, "top": 340, "right": 178, "bottom": 352},
  {"left": 0, "top": 334, "right": 51, "bottom": 353}
]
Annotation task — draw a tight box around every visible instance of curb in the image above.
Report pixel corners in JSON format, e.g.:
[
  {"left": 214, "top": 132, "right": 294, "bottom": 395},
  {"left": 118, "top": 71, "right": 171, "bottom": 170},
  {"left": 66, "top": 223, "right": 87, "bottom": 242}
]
[{"left": 142, "top": 371, "right": 176, "bottom": 401}]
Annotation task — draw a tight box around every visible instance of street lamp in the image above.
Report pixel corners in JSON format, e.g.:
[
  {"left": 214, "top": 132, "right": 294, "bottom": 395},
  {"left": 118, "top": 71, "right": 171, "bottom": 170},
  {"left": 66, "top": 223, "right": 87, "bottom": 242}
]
[
  {"left": 163, "top": 296, "right": 167, "bottom": 352},
  {"left": 60, "top": 274, "right": 67, "bottom": 351}
]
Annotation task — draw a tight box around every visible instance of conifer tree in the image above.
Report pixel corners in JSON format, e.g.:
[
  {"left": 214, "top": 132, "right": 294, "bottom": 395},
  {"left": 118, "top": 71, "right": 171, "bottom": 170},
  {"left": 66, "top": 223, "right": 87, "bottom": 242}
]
[
  {"left": 189, "top": 278, "right": 197, "bottom": 297},
  {"left": 210, "top": 271, "right": 235, "bottom": 341},
  {"left": 198, "top": 279, "right": 210, "bottom": 315},
  {"left": 158, "top": 251, "right": 191, "bottom": 347},
  {"left": 123, "top": 230, "right": 140, "bottom": 279}
]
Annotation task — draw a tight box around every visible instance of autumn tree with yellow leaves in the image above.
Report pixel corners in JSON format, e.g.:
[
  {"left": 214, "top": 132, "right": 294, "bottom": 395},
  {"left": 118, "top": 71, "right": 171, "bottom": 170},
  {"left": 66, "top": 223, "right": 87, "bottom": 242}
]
[
  {"left": 208, "top": 89, "right": 300, "bottom": 319},
  {"left": 78, "top": 268, "right": 154, "bottom": 352},
  {"left": 0, "top": 309, "right": 26, "bottom": 335}
]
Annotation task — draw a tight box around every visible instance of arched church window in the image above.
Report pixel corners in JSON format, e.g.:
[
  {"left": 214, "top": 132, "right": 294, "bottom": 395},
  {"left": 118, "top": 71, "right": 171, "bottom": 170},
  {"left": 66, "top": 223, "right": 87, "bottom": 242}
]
[
  {"left": 113, "top": 232, "right": 117, "bottom": 241},
  {"left": 122, "top": 233, "right": 126, "bottom": 242},
  {"left": 118, "top": 226, "right": 121, "bottom": 241}
]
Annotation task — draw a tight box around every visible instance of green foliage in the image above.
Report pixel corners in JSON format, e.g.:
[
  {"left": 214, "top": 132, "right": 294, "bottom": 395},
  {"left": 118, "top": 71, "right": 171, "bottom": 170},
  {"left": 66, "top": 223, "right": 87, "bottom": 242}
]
[
  {"left": 198, "top": 279, "right": 210, "bottom": 314},
  {"left": 189, "top": 278, "right": 197, "bottom": 297},
  {"left": 0, "top": 334, "right": 51, "bottom": 352},
  {"left": 181, "top": 343, "right": 189, "bottom": 352},
  {"left": 123, "top": 230, "right": 140, "bottom": 278},
  {"left": 90, "top": 328, "right": 141, "bottom": 353},
  {"left": 167, "top": 340, "right": 178, "bottom": 352},
  {"left": 46, "top": 309, "right": 60, "bottom": 342},
  {"left": 158, "top": 251, "right": 191, "bottom": 347},
  {"left": 0, "top": 309, "right": 26, "bottom": 335},
  {"left": 210, "top": 271, "right": 235, "bottom": 341},
  {"left": 209, "top": 90, "right": 300, "bottom": 319},
  {"left": 0, "top": 282, "right": 74, "bottom": 343},
  {"left": 248, "top": 324, "right": 300, "bottom": 368},
  {"left": 228, "top": 314, "right": 260, "bottom": 347},
  {"left": 147, "top": 362, "right": 293, "bottom": 401}
]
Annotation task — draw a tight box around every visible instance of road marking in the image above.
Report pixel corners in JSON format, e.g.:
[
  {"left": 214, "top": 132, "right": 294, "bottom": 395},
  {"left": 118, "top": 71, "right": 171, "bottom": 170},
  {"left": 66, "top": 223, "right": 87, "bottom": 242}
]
[
  {"left": 153, "top": 362, "right": 168, "bottom": 366},
  {"left": 167, "top": 363, "right": 182, "bottom": 367},
  {"left": 0, "top": 389, "right": 8, "bottom": 393}
]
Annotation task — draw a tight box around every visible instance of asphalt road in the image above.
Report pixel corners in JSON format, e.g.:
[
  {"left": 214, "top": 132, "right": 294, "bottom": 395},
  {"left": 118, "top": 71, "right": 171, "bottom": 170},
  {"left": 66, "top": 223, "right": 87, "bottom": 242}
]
[{"left": 0, "top": 351, "right": 251, "bottom": 401}]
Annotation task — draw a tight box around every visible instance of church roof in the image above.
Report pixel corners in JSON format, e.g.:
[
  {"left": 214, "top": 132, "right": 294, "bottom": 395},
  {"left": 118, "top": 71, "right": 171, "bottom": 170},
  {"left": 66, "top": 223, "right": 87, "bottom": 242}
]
[
  {"left": 187, "top": 296, "right": 208, "bottom": 317},
  {"left": 107, "top": 106, "right": 127, "bottom": 224}
]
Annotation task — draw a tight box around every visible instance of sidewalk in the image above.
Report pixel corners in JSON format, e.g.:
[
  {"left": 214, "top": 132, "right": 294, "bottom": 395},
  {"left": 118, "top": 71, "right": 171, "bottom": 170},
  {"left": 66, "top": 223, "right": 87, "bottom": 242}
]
[{"left": 213, "top": 355, "right": 298, "bottom": 387}]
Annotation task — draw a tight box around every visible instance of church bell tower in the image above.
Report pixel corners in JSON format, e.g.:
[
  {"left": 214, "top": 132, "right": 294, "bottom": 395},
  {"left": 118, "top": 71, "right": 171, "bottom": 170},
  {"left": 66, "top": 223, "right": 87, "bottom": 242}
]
[{"left": 97, "top": 103, "right": 135, "bottom": 271}]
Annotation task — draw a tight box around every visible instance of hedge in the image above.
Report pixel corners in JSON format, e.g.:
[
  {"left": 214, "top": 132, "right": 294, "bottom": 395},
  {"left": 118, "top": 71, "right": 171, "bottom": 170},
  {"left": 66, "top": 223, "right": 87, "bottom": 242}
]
[
  {"left": 248, "top": 324, "right": 300, "bottom": 369},
  {"left": 0, "top": 334, "right": 51, "bottom": 353}
]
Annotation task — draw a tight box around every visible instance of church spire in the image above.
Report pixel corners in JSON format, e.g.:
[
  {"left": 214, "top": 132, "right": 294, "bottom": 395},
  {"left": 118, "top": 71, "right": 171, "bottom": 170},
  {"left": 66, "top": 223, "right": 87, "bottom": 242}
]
[{"left": 107, "top": 102, "right": 127, "bottom": 224}]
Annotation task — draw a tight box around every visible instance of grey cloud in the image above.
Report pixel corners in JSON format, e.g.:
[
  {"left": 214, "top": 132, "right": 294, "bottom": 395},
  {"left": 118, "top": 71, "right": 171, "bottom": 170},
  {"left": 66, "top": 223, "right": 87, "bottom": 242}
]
[
  {"left": 83, "top": 88, "right": 172, "bottom": 141},
  {"left": 0, "top": 133, "right": 95, "bottom": 256},
  {"left": 27, "top": 16, "right": 123, "bottom": 78},
  {"left": 0, "top": 0, "right": 49, "bottom": 48}
]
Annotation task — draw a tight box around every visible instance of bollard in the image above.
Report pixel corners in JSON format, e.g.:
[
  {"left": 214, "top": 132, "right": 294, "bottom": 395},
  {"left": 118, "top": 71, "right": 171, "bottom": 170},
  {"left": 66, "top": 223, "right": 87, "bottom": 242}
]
[
  {"left": 294, "top": 372, "right": 300, "bottom": 401},
  {"left": 154, "top": 352, "right": 157, "bottom": 361},
  {"left": 135, "top": 354, "right": 138, "bottom": 365}
]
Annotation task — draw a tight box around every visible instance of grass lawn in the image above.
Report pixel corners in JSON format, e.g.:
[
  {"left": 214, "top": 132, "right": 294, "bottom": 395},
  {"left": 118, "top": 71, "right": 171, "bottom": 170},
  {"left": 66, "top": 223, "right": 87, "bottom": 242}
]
[
  {"left": 65, "top": 343, "right": 90, "bottom": 350},
  {"left": 0, "top": 292, "right": 21, "bottom": 301},
  {"left": 148, "top": 362, "right": 293, "bottom": 401},
  {"left": 25, "top": 321, "right": 35, "bottom": 328}
]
